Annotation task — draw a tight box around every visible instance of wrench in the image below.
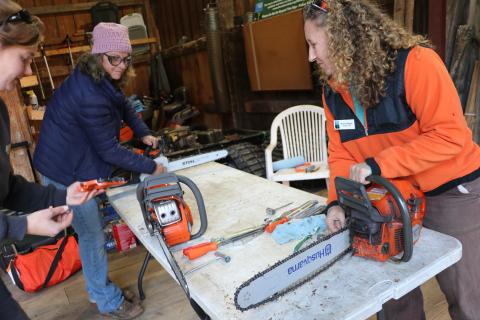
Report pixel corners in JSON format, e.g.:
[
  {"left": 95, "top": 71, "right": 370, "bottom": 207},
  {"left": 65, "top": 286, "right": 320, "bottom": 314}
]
[
  {"left": 265, "top": 202, "right": 293, "bottom": 216},
  {"left": 184, "top": 252, "right": 231, "bottom": 275}
]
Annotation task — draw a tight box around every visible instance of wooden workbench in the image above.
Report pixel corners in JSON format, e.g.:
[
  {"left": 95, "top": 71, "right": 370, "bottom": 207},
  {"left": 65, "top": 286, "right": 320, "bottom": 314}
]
[{"left": 107, "top": 162, "right": 462, "bottom": 320}]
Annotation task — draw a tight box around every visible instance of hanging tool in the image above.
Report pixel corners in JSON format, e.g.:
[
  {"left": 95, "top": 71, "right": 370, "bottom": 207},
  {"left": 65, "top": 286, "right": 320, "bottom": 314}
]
[
  {"left": 64, "top": 34, "right": 75, "bottom": 69},
  {"left": 265, "top": 202, "right": 293, "bottom": 215},
  {"left": 184, "top": 251, "right": 231, "bottom": 276},
  {"left": 233, "top": 176, "right": 425, "bottom": 311},
  {"left": 31, "top": 58, "right": 45, "bottom": 100},
  {"left": 40, "top": 43, "right": 55, "bottom": 91},
  {"left": 137, "top": 173, "right": 209, "bottom": 318}
]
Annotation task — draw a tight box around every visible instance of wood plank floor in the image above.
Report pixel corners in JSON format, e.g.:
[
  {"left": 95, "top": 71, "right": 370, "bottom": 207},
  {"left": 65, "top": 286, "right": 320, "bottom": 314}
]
[{"left": 2, "top": 245, "right": 451, "bottom": 320}]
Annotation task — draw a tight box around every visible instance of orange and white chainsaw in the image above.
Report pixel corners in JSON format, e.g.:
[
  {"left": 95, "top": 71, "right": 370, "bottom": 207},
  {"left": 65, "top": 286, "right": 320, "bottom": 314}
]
[
  {"left": 234, "top": 175, "right": 425, "bottom": 311},
  {"left": 137, "top": 173, "right": 208, "bottom": 316}
]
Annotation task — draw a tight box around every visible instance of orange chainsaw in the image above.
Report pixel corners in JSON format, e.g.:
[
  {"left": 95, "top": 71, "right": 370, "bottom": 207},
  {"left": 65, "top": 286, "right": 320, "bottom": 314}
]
[
  {"left": 336, "top": 175, "right": 425, "bottom": 262},
  {"left": 136, "top": 173, "right": 208, "bottom": 318}
]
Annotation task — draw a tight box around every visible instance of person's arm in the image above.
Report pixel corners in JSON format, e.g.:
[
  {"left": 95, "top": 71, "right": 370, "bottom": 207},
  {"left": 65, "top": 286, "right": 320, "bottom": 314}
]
[
  {"left": 77, "top": 101, "right": 156, "bottom": 174},
  {"left": 4, "top": 172, "right": 66, "bottom": 213},
  {"left": 322, "top": 93, "right": 357, "bottom": 206},
  {"left": 365, "top": 47, "right": 467, "bottom": 178},
  {"left": 0, "top": 213, "right": 27, "bottom": 241}
]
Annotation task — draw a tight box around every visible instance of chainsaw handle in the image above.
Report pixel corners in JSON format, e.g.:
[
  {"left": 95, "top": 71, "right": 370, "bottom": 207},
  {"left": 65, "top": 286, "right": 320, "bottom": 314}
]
[
  {"left": 265, "top": 217, "right": 289, "bottom": 233},
  {"left": 183, "top": 242, "right": 218, "bottom": 260},
  {"left": 366, "top": 175, "right": 413, "bottom": 262},
  {"left": 177, "top": 175, "right": 208, "bottom": 240}
]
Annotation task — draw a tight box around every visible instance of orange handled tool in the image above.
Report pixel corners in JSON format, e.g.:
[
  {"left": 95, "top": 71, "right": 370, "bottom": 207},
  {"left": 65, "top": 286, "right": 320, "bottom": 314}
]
[
  {"left": 183, "top": 242, "right": 219, "bottom": 260},
  {"left": 79, "top": 177, "right": 127, "bottom": 192},
  {"left": 264, "top": 217, "right": 289, "bottom": 233}
]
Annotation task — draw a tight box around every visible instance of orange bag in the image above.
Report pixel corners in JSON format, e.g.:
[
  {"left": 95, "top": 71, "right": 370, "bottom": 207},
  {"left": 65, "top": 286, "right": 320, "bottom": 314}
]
[{"left": 7, "top": 235, "right": 81, "bottom": 292}]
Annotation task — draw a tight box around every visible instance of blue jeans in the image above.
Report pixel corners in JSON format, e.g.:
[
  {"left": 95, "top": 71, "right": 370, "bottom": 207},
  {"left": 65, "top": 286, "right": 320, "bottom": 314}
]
[{"left": 41, "top": 176, "right": 123, "bottom": 313}]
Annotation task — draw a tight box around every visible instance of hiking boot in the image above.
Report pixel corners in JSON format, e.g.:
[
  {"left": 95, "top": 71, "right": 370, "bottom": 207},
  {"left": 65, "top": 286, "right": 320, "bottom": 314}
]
[
  {"left": 89, "top": 289, "right": 137, "bottom": 304},
  {"left": 102, "top": 299, "right": 144, "bottom": 319}
]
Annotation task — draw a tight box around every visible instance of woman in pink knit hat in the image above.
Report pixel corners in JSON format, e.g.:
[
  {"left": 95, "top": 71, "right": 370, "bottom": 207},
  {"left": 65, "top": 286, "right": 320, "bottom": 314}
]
[{"left": 34, "top": 22, "right": 165, "bottom": 319}]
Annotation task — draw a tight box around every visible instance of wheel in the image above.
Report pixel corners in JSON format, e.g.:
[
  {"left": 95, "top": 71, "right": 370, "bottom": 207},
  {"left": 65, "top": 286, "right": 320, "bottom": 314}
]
[{"left": 226, "top": 142, "right": 266, "bottom": 177}]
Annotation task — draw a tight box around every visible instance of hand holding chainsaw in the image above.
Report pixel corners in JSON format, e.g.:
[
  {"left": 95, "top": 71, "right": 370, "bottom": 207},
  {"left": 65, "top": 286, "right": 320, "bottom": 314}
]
[
  {"left": 326, "top": 162, "right": 373, "bottom": 232},
  {"left": 326, "top": 205, "right": 346, "bottom": 233}
]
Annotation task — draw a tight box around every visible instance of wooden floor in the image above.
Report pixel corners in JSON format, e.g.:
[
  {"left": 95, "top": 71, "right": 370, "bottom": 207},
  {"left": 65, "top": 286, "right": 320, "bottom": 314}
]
[{"left": 2, "top": 244, "right": 451, "bottom": 320}]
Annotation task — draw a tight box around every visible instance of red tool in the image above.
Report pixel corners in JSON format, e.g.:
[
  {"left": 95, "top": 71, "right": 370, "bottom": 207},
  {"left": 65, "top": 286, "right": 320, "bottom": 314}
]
[
  {"left": 336, "top": 176, "right": 425, "bottom": 262},
  {"left": 79, "top": 177, "right": 127, "bottom": 192}
]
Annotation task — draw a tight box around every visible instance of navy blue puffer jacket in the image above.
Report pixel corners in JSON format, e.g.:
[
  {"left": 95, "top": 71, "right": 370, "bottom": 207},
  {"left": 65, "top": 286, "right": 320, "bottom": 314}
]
[{"left": 34, "top": 67, "right": 156, "bottom": 186}]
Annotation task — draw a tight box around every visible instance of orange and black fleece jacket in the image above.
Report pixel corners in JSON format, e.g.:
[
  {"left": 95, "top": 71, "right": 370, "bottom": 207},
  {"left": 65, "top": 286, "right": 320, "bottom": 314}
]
[{"left": 323, "top": 46, "right": 480, "bottom": 205}]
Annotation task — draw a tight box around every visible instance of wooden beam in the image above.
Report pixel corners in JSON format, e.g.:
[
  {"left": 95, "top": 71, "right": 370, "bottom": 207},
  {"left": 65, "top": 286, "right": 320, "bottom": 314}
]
[
  {"left": 161, "top": 37, "right": 207, "bottom": 60},
  {"left": 27, "top": 0, "right": 144, "bottom": 16},
  {"left": 429, "top": 0, "right": 447, "bottom": 61},
  {"left": 394, "top": 0, "right": 406, "bottom": 26},
  {"left": 33, "top": 38, "right": 157, "bottom": 58}
]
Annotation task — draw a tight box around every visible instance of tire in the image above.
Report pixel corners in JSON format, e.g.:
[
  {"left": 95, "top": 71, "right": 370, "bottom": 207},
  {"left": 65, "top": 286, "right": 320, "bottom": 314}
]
[{"left": 226, "top": 142, "right": 266, "bottom": 177}]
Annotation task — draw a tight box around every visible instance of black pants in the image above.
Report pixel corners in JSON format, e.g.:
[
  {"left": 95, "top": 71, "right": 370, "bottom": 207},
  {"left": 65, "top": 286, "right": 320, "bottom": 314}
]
[{"left": 0, "top": 278, "right": 29, "bottom": 320}]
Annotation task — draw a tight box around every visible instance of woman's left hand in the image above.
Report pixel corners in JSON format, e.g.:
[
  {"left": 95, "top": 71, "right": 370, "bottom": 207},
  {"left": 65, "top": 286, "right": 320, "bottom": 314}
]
[
  {"left": 349, "top": 162, "right": 372, "bottom": 184},
  {"left": 142, "top": 135, "right": 159, "bottom": 149}
]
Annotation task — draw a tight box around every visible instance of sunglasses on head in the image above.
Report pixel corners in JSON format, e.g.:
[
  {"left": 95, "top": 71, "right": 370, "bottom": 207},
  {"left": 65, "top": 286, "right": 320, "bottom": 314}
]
[
  {"left": 0, "top": 9, "right": 33, "bottom": 26},
  {"left": 103, "top": 53, "right": 132, "bottom": 67},
  {"left": 307, "top": 0, "right": 328, "bottom": 13}
]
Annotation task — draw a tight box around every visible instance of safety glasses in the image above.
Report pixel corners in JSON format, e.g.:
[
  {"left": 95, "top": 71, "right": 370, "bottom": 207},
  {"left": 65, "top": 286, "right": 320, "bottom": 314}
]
[
  {"left": 0, "top": 9, "right": 33, "bottom": 26},
  {"left": 306, "top": 0, "right": 328, "bottom": 14},
  {"left": 103, "top": 53, "right": 132, "bottom": 67}
]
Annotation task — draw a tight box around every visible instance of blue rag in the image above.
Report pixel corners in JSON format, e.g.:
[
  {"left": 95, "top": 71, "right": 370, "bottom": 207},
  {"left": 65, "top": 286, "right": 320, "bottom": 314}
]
[{"left": 272, "top": 215, "right": 327, "bottom": 245}]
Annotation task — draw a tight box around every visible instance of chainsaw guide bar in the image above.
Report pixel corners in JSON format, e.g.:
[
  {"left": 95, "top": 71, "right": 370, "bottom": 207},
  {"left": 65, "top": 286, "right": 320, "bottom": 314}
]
[{"left": 234, "top": 227, "right": 351, "bottom": 311}]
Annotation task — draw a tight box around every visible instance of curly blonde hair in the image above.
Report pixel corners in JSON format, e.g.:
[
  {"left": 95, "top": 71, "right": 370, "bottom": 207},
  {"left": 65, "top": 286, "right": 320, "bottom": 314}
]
[{"left": 304, "top": 0, "right": 431, "bottom": 108}]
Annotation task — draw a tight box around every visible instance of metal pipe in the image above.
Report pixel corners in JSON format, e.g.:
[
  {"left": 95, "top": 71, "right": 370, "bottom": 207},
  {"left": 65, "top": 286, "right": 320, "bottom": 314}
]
[{"left": 205, "top": 3, "right": 230, "bottom": 113}]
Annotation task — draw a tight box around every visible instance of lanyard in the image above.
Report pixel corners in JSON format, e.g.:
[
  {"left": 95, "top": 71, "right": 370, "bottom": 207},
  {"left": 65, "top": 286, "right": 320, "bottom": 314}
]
[{"left": 351, "top": 91, "right": 365, "bottom": 127}]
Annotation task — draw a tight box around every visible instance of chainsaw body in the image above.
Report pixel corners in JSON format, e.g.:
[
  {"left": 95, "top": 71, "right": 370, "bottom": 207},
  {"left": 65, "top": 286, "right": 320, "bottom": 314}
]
[
  {"left": 137, "top": 173, "right": 208, "bottom": 246},
  {"left": 336, "top": 176, "right": 425, "bottom": 262}
]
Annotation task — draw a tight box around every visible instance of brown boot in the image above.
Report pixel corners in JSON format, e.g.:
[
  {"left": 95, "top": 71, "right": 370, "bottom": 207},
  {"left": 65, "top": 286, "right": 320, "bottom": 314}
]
[
  {"left": 102, "top": 299, "right": 144, "bottom": 319},
  {"left": 90, "top": 289, "right": 138, "bottom": 304}
]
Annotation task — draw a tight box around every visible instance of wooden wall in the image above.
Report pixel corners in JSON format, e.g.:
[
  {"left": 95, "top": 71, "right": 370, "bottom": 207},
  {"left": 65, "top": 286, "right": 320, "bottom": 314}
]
[
  {"left": 150, "top": 0, "right": 402, "bottom": 131},
  {"left": 17, "top": 0, "right": 159, "bottom": 100}
]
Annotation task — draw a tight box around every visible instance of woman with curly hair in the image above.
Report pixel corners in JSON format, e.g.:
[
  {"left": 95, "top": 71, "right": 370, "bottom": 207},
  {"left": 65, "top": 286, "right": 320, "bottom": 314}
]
[{"left": 304, "top": 0, "right": 480, "bottom": 319}]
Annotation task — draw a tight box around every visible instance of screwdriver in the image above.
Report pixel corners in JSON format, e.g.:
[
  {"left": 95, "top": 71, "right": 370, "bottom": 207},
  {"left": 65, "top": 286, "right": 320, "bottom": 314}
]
[{"left": 183, "top": 225, "right": 265, "bottom": 260}]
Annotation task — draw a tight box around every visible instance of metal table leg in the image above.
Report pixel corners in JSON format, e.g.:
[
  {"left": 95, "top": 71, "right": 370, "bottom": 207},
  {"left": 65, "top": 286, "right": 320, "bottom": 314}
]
[{"left": 138, "top": 251, "right": 152, "bottom": 300}]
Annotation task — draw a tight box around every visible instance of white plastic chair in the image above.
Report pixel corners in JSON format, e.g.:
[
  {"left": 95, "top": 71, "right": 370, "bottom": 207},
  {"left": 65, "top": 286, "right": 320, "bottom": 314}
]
[
  {"left": 120, "top": 13, "right": 149, "bottom": 55},
  {"left": 265, "top": 105, "right": 329, "bottom": 186}
]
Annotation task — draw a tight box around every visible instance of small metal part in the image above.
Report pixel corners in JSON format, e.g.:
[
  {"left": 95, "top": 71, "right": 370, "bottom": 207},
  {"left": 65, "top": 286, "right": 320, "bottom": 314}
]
[
  {"left": 185, "top": 252, "right": 231, "bottom": 275},
  {"left": 265, "top": 202, "right": 293, "bottom": 216},
  {"left": 214, "top": 251, "right": 231, "bottom": 262}
]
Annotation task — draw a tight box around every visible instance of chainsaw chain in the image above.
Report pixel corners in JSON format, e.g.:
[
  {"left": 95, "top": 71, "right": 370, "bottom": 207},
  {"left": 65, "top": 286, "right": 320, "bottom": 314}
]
[{"left": 234, "top": 227, "right": 351, "bottom": 311}]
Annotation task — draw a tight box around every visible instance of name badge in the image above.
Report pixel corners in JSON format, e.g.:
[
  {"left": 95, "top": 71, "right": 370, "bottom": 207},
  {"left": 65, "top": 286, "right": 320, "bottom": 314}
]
[{"left": 334, "top": 119, "right": 355, "bottom": 130}]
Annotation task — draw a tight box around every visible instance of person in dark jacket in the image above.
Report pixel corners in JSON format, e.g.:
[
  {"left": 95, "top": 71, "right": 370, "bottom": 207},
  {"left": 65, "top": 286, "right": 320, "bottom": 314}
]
[
  {"left": 0, "top": 2, "right": 101, "bottom": 319},
  {"left": 33, "top": 22, "right": 164, "bottom": 319}
]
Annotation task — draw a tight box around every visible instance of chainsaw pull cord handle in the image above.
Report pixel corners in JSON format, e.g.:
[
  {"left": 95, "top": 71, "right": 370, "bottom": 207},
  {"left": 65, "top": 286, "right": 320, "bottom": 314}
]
[
  {"left": 177, "top": 175, "right": 208, "bottom": 240},
  {"left": 366, "top": 175, "right": 413, "bottom": 262}
]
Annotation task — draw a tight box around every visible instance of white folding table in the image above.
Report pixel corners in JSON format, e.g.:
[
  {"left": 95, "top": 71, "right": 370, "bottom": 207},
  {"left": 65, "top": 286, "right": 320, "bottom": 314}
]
[{"left": 107, "top": 162, "right": 462, "bottom": 320}]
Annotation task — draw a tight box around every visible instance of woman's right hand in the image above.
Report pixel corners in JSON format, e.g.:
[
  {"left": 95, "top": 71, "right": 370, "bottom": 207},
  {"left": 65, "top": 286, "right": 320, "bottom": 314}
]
[
  {"left": 26, "top": 206, "right": 73, "bottom": 237},
  {"left": 326, "top": 205, "right": 346, "bottom": 233},
  {"left": 152, "top": 163, "right": 166, "bottom": 175}
]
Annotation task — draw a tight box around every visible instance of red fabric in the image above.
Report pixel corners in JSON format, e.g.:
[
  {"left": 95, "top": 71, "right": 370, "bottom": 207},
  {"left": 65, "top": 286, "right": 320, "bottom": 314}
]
[{"left": 8, "top": 236, "right": 81, "bottom": 292}]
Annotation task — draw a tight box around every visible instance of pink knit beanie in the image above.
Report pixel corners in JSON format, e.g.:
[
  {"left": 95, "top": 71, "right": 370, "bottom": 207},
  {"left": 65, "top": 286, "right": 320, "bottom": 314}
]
[{"left": 91, "top": 22, "right": 132, "bottom": 54}]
